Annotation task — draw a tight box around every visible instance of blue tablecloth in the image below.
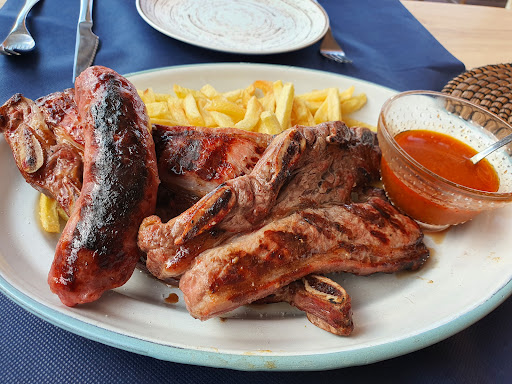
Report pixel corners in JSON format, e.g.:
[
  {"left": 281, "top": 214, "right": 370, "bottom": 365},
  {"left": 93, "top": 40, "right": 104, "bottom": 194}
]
[{"left": 1, "top": 0, "right": 510, "bottom": 382}]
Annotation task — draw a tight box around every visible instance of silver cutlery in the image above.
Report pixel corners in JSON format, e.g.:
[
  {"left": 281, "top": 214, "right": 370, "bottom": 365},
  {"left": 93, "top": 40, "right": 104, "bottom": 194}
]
[
  {"left": 470, "top": 132, "right": 512, "bottom": 164},
  {"left": 73, "top": 0, "right": 99, "bottom": 82},
  {"left": 0, "top": 0, "right": 42, "bottom": 56},
  {"left": 320, "top": 27, "right": 352, "bottom": 64}
]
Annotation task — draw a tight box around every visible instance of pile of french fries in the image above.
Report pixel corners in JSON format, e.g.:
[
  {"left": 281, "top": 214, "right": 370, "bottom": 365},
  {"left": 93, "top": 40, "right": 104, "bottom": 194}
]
[
  {"left": 39, "top": 80, "right": 373, "bottom": 233},
  {"left": 138, "top": 80, "right": 374, "bottom": 135}
]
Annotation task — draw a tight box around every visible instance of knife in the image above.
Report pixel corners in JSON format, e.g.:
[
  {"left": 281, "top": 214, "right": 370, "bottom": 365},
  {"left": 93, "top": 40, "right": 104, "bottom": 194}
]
[{"left": 72, "top": 0, "right": 99, "bottom": 82}]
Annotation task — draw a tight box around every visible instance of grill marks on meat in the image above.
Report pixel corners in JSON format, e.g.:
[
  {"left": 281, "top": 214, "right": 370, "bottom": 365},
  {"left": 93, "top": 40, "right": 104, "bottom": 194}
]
[
  {"left": 153, "top": 124, "right": 271, "bottom": 197},
  {"left": 47, "top": 66, "right": 159, "bottom": 306},
  {"left": 0, "top": 93, "right": 83, "bottom": 215},
  {"left": 152, "top": 124, "right": 271, "bottom": 220},
  {"left": 138, "top": 121, "right": 382, "bottom": 280},
  {"left": 179, "top": 193, "right": 428, "bottom": 320},
  {"left": 270, "top": 125, "right": 380, "bottom": 217},
  {"left": 138, "top": 121, "right": 429, "bottom": 329}
]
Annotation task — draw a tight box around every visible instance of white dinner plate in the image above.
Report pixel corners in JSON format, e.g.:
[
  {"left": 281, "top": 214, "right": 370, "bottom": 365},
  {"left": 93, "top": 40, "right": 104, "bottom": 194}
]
[
  {"left": 135, "top": 0, "right": 329, "bottom": 54},
  {"left": 1, "top": 63, "right": 512, "bottom": 371}
]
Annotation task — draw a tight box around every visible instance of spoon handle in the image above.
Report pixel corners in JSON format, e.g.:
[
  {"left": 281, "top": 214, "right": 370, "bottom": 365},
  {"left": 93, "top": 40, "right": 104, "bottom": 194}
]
[{"left": 470, "top": 132, "right": 512, "bottom": 164}]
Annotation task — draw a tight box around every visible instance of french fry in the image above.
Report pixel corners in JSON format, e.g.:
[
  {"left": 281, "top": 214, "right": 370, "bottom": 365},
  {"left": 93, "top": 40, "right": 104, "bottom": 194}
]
[
  {"left": 57, "top": 206, "right": 69, "bottom": 221},
  {"left": 39, "top": 194, "right": 60, "bottom": 233},
  {"left": 145, "top": 101, "right": 169, "bottom": 119},
  {"left": 344, "top": 117, "right": 377, "bottom": 131},
  {"left": 272, "top": 80, "right": 283, "bottom": 102},
  {"left": 326, "top": 88, "right": 342, "bottom": 121},
  {"left": 274, "top": 82, "right": 294, "bottom": 130},
  {"left": 297, "top": 88, "right": 330, "bottom": 103},
  {"left": 183, "top": 93, "right": 205, "bottom": 126},
  {"left": 291, "top": 97, "right": 314, "bottom": 126},
  {"left": 259, "top": 111, "right": 282, "bottom": 135},
  {"left": 252, "top": 80, "right": 273, "bottom": 95},
  {"left": 223, "top": 89, "right": 244, "bottom": 102},
  {"left": 166, "top": 98, "right": 190, "bottom": 126},
  {"left": 200, "top": 84, "right": 219, "bottom": 99},
  {"left": 140, "top": 88, "right": 157, "bottom": 103},
  {"left": 313, "top": 97, "right": 329, "bottom": 124},
  {"left": 339, "top": 86, "right": 355, "bottom": 102},
  {"left": 302, "top": 100, "right": 323, "bottom": 115},
  {"left": 210, "top": 111, "right": 235, "bottom": 127},
  {"left": 205, "top": 96, "right": 246, "bottom": 122},
  {"left": 241, "top": 84, "right": 256, "bottom": 105},
  {"left": 258, "top": 91, "right": 276, "bottom": 113},
  {"left": 173, "top": 84, "right": 203, "bottom": 99},
  {"left": 196, "top": 97, "right": 216, "bottom": 127},
  {"left": 234, "top": 96, "right": 263, "bottom": 131},
  {"left": 341, "top": 93, "right": 367, "bottom": 115}
]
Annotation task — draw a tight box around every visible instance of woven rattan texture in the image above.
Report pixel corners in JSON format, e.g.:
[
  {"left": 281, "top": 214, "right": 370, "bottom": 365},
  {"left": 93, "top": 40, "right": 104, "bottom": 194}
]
[{"left": 442, "top": 63, "right": 512, "bottom": 125}]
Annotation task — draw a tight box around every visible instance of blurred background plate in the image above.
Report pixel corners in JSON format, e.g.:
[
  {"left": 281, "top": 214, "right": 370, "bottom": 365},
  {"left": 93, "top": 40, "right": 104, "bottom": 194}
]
[{"left": 136, "top": 0, "right": 329, "bottom": 54}]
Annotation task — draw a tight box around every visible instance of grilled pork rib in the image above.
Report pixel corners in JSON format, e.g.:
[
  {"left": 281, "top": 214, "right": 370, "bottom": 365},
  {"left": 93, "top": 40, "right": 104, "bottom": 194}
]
[
  {"left": 179, "top": 193, "right": 428, "bottom": 320},
  {"left": 153, "top": 124, "right": 271, "bottom": 220},
  {"left": 257, "top": 274, "right": 354, "bottom": 336},
  {"left": 48, "top": 66, "right": 159, "bottom": 306},
  {"left": 0, "top": 93, "right": 83, "bottom": 215},
  {"left": 153, "top": 124, "right": 271, "bottom": 197},
  {"left": 138, "top": 121, "right": 382, "bottom": 280}
]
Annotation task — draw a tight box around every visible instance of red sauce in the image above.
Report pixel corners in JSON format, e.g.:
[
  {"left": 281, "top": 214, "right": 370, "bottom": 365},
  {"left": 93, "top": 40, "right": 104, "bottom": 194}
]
[
  {"left": 381, "top": 130, "right": 500, "bottom": 226},
  {"left": 164, "top": 293, "right": 179, "bottom": 304}
]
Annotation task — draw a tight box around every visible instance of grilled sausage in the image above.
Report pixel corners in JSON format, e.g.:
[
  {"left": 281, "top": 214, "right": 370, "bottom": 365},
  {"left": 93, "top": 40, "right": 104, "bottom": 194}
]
[{"left": 48, "top": 66, "right": 159, "bottom": 306}]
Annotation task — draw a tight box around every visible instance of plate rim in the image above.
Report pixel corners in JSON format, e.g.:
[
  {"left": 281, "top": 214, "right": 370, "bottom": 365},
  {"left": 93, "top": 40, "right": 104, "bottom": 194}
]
[
  {"left": 2, "top": 271, "right": 511, "bottom": 371},
  {"left": 1, "top": 62, "right": 512, "bottom": 371},
  {"left": 135, "top": 0, "right": 330, "bottom": 55}
]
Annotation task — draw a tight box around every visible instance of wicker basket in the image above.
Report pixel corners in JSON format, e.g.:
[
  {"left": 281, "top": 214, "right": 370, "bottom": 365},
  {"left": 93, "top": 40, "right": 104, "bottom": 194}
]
[{"left": 442, "top": 63, "right": 512, "bottom": 125}]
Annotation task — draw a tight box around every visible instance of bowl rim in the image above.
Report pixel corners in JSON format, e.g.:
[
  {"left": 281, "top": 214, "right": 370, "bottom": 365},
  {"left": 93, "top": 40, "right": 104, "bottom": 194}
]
[{"left": 378, "top": 90, "right": 512, "bottom": 201}]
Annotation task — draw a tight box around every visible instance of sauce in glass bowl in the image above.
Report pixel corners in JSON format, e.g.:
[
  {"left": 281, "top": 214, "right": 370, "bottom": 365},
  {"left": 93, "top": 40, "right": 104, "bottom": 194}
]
[
  {"left": 377, "top": 91, "right": 512, "bottom": 232},
  {"left": 381, "top": 130, "right": 500, "bottom": 226}
]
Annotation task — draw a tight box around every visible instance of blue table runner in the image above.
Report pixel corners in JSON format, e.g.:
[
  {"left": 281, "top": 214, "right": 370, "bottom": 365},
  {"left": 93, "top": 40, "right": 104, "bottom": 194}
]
[{"left": 3, "top": 0, "right": 510, "bottom": 383}]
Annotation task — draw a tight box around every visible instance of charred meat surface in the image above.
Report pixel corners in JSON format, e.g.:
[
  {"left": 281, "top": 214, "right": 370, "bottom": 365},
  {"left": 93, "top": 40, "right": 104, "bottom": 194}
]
[
  {"left": 138, "top": 121, "right": 383, "bottom": 280},
  {"left": 152, "top": 125, "right": 271, "bottom": 220},
  {"left": 48, "top": 66, "right": 159, "bottom": 306},
  {"left": 153, "top": 124, "right": 271, "bottom": 197},
  {"left": 179, "top": 193, "right": 428, "bottom": 320},
  {"left": 36, "top": 88, "right": 85, "bottom": 149},
  {"left": 0, "top": 93, "right": 83, "bottom": 215}
]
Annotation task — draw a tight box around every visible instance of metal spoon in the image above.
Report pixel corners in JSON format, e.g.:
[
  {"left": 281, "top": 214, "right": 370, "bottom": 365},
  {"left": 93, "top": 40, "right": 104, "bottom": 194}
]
[{"left": 470, "top": 132, "right": 512, "bottom": 164}]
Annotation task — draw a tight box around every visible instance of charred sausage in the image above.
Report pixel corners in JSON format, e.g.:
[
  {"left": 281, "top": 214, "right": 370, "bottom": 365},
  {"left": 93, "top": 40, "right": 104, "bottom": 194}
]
[{"left": 48, "top": 66, "right": 159, "bottom": 306}]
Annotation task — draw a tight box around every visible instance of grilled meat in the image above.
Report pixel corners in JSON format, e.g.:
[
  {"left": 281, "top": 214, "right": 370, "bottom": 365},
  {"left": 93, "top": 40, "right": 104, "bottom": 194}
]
[
  {"left": 153, "top": 124, "right": 271, "bottom": 197},
  {"left": 152, "top": 124, "right": 271, "bottom": 220},
  {"left": 36, "top": 88, "right": 85, "bottom": 149},
  {"left": 179, "top": 192, "right": 428, "bottom": 320},
  {"left": 257, "top": 274, "right": 354, "bottom": 336},
  {"left": 48, "top": 66, "right": 159, "bottom": 306},
  {"left": 138, "top": 121, "right": 382, "bottom": 280},
  {"left": 0, "top": 93, "right": 83, "bottom": 215}
]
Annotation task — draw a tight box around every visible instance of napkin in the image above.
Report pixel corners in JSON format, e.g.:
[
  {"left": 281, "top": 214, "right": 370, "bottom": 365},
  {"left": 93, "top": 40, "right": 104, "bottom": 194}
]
[{"left": 0, "top": 0, "right": 465, "bottom": 104}]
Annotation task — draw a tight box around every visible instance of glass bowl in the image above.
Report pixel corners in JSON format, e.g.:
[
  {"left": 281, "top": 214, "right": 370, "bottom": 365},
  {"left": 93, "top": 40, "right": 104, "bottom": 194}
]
[{"left": 377, "top": 90, "right": 512, "bottom": 232}]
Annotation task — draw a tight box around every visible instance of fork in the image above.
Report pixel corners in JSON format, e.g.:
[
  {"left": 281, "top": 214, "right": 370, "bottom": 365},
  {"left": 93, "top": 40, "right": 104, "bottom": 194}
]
[
  {"left": 0, "top": 0, "right": 42, "bottom": 56},
  {"left": 320, "top": 27, "right": 352, "bottom": 64}
]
